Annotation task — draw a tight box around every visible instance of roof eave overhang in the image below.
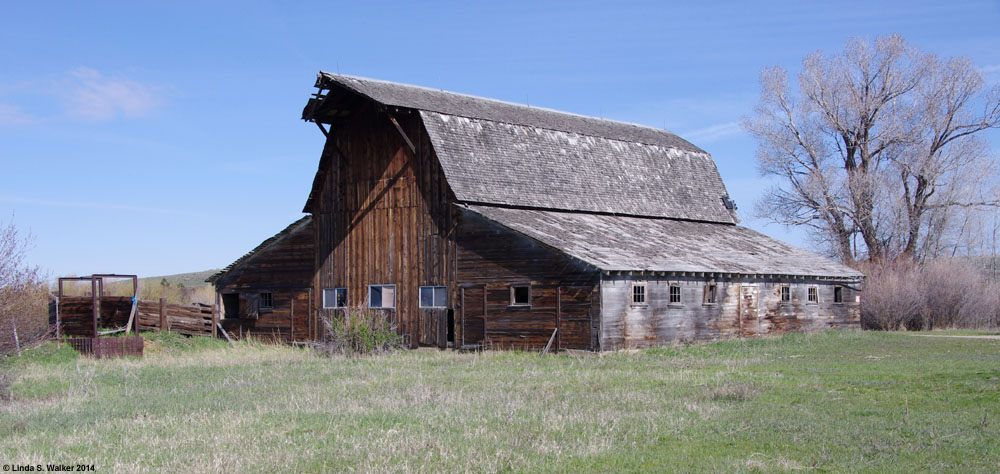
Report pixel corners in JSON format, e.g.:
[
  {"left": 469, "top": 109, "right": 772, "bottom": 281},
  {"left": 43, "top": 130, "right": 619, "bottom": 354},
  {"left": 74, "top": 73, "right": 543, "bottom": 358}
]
[{"left": 599, "top": 268, "right": 865, "bottom": 281}]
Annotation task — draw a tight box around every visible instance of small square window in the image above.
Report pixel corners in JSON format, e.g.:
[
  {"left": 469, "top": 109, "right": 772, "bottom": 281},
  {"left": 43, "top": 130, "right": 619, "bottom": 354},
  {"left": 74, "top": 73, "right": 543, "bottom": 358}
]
[
  {"left": 260, "top": 292, "right": 273, "bottom": 309},
  {"left": 669, "top": 285, "right": 681, "bottom": 304},
  {"left": 703, "top": 283, "right": 717, "bottom": 304},
  {"left": 631, "top": 282, "right": 646, "bottom": 305},
  {"left": 323, "top": 288, "right": 347, "bottom": 309},
  {"left": 807, "top": 287, "right": 818, "bottom": 304},
  {"left": 369, "top": 284, "right": 396, "bottom": 309},
  {"left": 834, "top": 286, "right": 843, "bottom": 303},
  {"left": 780, "top": 286, "right": 791, "bottom": 303},
  {"left": 511, "top": 285, "right": 530, "bottom": 306},
  {"left": 420, "top": 286, "right": 448, "bottom": 308}
]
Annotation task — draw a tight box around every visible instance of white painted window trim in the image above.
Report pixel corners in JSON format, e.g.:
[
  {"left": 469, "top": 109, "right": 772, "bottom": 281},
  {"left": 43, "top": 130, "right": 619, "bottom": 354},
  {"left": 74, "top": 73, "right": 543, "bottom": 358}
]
[{"left": 368, "top": 284, "right": 397, "bottom": 309}]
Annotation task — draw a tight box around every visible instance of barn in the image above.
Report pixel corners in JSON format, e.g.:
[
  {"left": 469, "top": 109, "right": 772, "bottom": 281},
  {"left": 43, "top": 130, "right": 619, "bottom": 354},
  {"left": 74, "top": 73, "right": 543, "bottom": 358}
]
[
  {"left": 212, "top": 73, "right": 863, "bottom": 350},
  {"left": 207, "top": 216, "right": 314, "bottom": 342}
]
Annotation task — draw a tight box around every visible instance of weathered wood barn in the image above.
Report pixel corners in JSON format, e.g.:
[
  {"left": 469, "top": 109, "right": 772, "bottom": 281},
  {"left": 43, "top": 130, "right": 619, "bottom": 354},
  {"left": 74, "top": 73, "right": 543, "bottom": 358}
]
[
  {"left": 207, "top": 216, "right": 314, "bottom": 342},
  {"left": 213, "top": 73, "right": 863, "bottom": 350}
]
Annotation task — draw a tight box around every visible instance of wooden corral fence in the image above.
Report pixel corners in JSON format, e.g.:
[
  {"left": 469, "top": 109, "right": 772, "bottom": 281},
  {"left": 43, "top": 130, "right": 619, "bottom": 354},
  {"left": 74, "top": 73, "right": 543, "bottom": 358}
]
[
  {"left": 58, "top": 296, "right": 135, "bottom": 337},
  {"left": 137, "top": 299, "right": 217, "bottom": 337},
  {"left": 57, "top": 274, "right": 220, "bottom": 339},
  {"left": 59, "top": 296, "right": 218, "bottom": 338}
]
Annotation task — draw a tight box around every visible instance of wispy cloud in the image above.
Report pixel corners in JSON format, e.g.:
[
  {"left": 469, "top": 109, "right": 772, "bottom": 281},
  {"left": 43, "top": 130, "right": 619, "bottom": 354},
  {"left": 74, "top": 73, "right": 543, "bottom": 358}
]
[
  {"left": 0, "top": 68, "right": 171, "bottom": 126},
  {"left": 679, "top": 121, "right": 744, "bottom": 143},
  {"left": 980, "top": 64, "right": 1000, "bottom": 73},
  {"left": 62, "top": 67, "right": 165, "bottom": 121},
  {"left": 0, "top": 103, "right": 35, "bottom": 126}
]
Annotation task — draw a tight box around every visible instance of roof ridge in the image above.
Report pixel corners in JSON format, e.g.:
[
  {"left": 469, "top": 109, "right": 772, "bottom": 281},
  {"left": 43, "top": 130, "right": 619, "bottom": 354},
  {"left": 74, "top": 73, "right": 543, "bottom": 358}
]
[
  {"left": 318, "top": 72, "right": 704, "bottom": 153},
  {"left": 420, "top": 110, "right": 712, "bottom": 156}
]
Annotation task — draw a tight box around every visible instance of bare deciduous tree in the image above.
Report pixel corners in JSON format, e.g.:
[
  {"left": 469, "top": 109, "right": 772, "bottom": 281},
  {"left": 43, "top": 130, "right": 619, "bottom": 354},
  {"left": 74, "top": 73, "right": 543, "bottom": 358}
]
[
  {"left": 744, "top": 35, "right": 1000, "bottom": 262},
  {"left": 0, "top": 219, "right": 48, "bottom": 355}
]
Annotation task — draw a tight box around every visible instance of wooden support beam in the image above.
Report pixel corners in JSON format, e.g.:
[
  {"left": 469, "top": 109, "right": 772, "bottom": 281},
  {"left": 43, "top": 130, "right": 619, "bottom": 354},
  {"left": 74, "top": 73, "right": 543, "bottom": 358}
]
[
  {"left": 316, "top": 122, "right": 329, "bottom": 137},
  {"left": 217, "top": 322, "right": 234, "bottom": 346},
  {"left": 556, "top": 286, "right": 561, "bottom": 353},
  {"left": 159, "top": 298, "right": 167, "bottom": 332},
  {"left": 387, "top": 114, "right": 416, "bottom": 154},
  {"left": 542, "top": 327, "right": 558, "bottom": 357},
  {"left": 91, "top": 278, "right": 99, "bottom": 338}
]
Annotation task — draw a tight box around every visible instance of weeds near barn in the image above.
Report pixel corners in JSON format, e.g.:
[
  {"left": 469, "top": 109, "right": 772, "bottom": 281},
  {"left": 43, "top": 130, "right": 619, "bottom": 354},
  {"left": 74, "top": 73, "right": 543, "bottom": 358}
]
[
  {"left": 0, "top": 362, "right": 15, "bottom": 404},
  {"left": 0, "top": 331, "right": 998, "bottom": 472},
  {"left": 313, "top": 306, "right": 403, "bottom": 356}
]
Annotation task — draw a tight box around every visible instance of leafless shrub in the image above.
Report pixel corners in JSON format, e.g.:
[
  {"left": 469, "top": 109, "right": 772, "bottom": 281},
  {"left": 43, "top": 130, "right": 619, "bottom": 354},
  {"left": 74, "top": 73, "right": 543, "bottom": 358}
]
[
  {"left": 860, "top": 258, "right": 1000, "bottom": 330},
  {"left": 313, "top": 307, "right": 403, "bottom": 356},
  {"left": 859, "top": 259, "right": 924, "bottom": 330},
  {"left": 0, "top": 219, "right": 48, "bottom": 355}
]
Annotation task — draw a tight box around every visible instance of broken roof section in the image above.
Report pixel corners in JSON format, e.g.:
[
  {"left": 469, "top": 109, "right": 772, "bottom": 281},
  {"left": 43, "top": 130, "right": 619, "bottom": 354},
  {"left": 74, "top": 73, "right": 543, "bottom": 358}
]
[
  {"left": 462, "top": 205, "right": 863, "bottom": 279},
  {"left": 304, "top": 73, "right": 738, "bottom": 224}
]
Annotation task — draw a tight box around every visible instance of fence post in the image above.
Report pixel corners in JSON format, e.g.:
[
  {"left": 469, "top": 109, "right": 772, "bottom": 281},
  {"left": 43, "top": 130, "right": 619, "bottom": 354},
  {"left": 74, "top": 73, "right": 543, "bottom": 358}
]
[
  {"left": 12, "top": 321, "right": 21, "bottom": 357},
  {"left": 212, "top": 304, "right": 218, "bottom": 338},
  {"left": 91, "top": 278, "right": 99, "bottom": 338},
  {"left": 159, "top": 298, "right": 167, "bottom": 332}
]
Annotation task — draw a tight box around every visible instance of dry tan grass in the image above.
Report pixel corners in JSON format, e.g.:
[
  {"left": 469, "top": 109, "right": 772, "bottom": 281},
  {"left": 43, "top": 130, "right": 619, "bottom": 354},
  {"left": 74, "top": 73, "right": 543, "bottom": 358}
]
[{"left": 2, "top": 331, "right": 998, "bottom": 472}]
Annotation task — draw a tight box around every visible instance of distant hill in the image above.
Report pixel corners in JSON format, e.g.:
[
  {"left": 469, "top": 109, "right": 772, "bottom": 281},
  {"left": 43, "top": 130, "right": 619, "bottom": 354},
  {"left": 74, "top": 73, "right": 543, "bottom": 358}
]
[{"left": 140, "top": 269, "right": 219, "bottom": 289}]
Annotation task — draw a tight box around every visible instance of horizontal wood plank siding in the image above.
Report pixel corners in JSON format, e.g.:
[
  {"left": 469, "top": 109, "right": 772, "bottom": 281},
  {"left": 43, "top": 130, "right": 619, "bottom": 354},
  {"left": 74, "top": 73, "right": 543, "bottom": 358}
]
[
  {"left": 456, "top": 209, "right": 599, "bottom": 350},
  {"left": 601, "top": 276, "right": 860, "bottom": 349}
]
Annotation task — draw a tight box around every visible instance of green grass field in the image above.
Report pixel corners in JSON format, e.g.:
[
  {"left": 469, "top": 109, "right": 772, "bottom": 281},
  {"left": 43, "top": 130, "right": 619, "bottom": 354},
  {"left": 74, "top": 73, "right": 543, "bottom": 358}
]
[{"left": 1, "top": 330, "right": 997, "bottom": 473}]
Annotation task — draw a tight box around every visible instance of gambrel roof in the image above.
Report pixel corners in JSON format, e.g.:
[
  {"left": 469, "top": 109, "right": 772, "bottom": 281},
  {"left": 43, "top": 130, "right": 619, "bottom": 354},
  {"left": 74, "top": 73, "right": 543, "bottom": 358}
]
[
  {"left": 304, "top": 73, "right": 738, "bottom": 224},
  {"left": 302, "top": 73, "right": 860, "bottom": 279}
]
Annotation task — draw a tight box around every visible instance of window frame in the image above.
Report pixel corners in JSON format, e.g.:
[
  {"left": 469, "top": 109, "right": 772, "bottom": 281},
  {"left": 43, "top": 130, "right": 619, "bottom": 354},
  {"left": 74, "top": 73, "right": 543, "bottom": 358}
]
[
  {"left": 668, "top": 284, "right": 682, "bottom": 305},
  {"left": 703, "top": 282, "right": 718, "bottom": 305},
  {"left": 510, "top": 284, "right": 531, "bottom": 307},
  {"left": 368, "top": 284, "right": 397, "bottom": 310},
  {"left": 631, "top": 281, "right": 647, "bottom": 306},
  {"left": 807, "top": 286, "right": 818, "bottom": 305},
  {"left": 419, "top": 285, "right": 448, "bottom": 308},
  {"left": 322, "top": 287, "right": 348, "bottom": 309},
  {"left": 780, "top": 285, "right": 791, "bottom": 303},
  {"left": 259, "top": 291, "right": 273, "bottom": 310}
]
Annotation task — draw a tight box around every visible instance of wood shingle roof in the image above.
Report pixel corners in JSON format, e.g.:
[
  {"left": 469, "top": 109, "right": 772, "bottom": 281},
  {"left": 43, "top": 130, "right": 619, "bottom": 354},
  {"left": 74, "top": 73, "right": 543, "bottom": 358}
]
[
  {"left": 308, "top": 73, "right": 738, "bottom": 223},
  {"left": 462, "top": 205, "right": 863, "bottom": 279},
  {"left": 302, "top": 73, "right": 859, "bottom": 279}
]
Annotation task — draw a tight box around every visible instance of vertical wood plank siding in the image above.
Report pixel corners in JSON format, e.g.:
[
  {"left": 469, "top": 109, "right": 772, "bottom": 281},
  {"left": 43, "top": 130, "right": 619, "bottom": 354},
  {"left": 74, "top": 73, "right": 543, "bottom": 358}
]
[
  {"left": 313, "top": 103, "right": 456, "bottom": 348},
  {"left": 600, "top": 276, "right": 860, "bottom": 349}
]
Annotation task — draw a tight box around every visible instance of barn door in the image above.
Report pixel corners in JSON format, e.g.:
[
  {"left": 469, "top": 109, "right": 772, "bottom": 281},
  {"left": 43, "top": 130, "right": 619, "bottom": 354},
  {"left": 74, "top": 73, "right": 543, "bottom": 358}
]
[
  {"left": 419, "top": 308, "right": 448, "bottom": 347},
  {"left": 739, "top": 284, "right": 759, "bottom": 337},
  {"left": 558, "top": 286, "right": 593, "bottom": 350},
  {"left": 461, "top": 286, "right": 486, "bottom": 347},
  {"left": 289, "top": 290, "right": 311, "bottom": 342},
  {"left": 239, "top": 293, "right": 260, "bottom": 319}
]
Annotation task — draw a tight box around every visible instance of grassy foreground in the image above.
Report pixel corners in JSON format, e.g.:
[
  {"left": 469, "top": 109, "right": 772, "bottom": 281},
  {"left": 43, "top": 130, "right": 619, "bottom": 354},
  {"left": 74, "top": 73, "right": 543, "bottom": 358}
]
[{"left": 1, "top": 331, "right": 998, "bottom": 473}]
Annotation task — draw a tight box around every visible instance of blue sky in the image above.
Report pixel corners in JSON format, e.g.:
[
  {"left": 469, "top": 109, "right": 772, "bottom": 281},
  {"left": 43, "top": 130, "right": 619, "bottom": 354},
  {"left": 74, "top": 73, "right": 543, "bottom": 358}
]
[{"left": 2, "top": 1, "right": 999, "bottom": 279}]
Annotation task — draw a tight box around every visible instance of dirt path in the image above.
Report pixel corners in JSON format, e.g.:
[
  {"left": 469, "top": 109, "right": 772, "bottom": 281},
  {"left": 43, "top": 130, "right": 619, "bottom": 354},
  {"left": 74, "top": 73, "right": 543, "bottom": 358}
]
[{"left": 912, "top": 334, "right": 1000, "bottom": 340}]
